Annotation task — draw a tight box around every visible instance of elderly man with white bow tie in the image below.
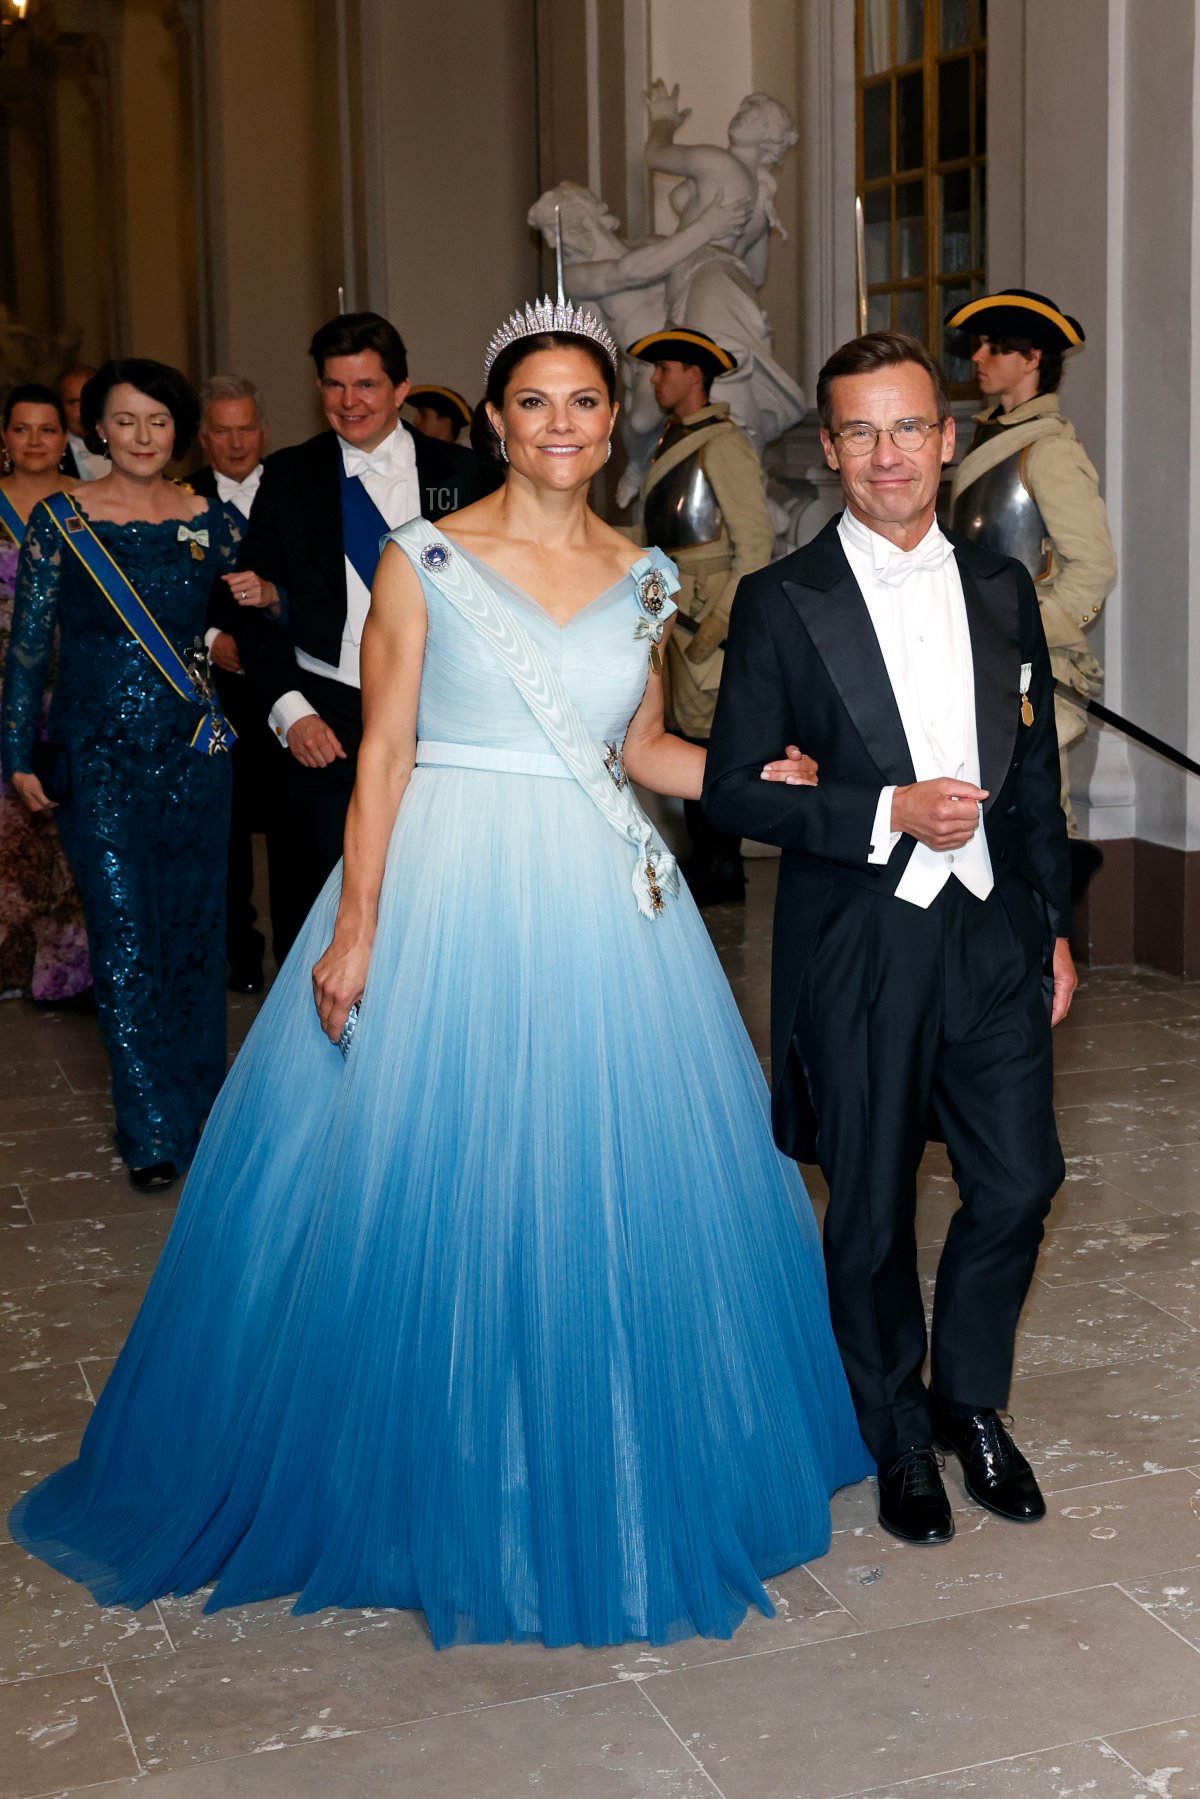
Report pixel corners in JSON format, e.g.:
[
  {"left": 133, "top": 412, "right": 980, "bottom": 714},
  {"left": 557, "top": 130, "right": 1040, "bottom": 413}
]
[
  {"left": 211, "top": 312, "right": 500, "bottom": 946},
  {"left": 704, "top": 330, "right": 1076, "bottom": 1551}
]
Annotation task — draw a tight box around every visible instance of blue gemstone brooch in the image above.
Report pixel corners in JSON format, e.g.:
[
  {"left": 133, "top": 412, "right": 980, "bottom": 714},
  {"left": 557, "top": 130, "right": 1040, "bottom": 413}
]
[{"left": 420, "top": 543, "right": 451, "bottom": 572}]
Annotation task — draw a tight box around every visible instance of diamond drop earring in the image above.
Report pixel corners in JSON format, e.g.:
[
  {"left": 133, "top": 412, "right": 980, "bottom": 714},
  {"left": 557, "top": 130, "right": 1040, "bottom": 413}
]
[
  {"left": 499, "top": 435, "right": 509, "bottom": 464},
  {"left": 605, "top": 440, "right": 612, "bottom": 463}
]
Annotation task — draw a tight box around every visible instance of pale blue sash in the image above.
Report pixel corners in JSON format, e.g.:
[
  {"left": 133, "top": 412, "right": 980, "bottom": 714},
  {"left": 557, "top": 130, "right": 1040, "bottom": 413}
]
[{"left": 391, "top": 522, "right": 679, "bottom": 919}]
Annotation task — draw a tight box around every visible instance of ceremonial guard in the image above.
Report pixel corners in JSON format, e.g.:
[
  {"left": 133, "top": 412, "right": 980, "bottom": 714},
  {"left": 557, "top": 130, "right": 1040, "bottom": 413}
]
[
  {"left": 406, "top": 384, "right": 473, "bottom": 443},
  {"left": 945, "top": 290, "right": 1116, "bottom": 889},
  {"left": 628, "top": 326, "right": 775, "bottom": 904}
]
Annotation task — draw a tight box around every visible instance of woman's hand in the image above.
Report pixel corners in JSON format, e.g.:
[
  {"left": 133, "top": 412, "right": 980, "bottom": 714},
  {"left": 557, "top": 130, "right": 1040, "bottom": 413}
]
[
  {"left": 312, "top": 934, "right": 373, "bottom": 1045},
  {"left": 10, "top": 771, "right": 56, "bottom": 814},
  {"left": 760, "top": 745, "right": 818, "bottom": 787}
]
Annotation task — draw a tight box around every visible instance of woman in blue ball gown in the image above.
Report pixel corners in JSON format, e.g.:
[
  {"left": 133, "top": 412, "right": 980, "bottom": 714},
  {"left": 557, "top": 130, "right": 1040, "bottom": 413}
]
[{"left": 10, "top": 315, "right": 870, "bottom": 1649}]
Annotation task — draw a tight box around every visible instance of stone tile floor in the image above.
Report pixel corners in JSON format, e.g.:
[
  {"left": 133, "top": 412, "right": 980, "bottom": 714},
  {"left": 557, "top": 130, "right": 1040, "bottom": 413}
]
[{"left": 2, "top": 864, "right": 1200, "bottom": 1796}]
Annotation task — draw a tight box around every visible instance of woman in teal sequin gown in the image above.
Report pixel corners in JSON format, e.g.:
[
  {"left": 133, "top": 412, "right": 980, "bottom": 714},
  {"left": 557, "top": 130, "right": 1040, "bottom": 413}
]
[
  {"left": 1, "top": 362, "right": 237, "bottom": 1185},
  {"left": 9, "top": 331, "right": 870, "bottom": 1648}
]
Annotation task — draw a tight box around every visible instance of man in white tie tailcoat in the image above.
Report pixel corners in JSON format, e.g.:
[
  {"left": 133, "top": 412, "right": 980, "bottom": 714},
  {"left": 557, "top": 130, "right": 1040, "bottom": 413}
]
[
  {"left": 704, "top": 331, "right": 1075, "bottom": 1547},
  {"left": 209, "top": 313, "right": 499, "bottom": 941}
]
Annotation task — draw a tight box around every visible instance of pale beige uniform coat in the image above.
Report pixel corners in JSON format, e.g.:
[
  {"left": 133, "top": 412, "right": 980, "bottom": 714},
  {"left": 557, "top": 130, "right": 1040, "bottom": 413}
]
[
  {"left": 639, "top": 401, "right": 775, "bottom": 740},
  {"left": 950, "top": 392, "right": 1117, "bottom": 826}
]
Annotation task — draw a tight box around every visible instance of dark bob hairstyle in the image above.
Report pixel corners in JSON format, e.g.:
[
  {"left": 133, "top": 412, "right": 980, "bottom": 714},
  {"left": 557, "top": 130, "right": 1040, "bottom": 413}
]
[
  {"left": 309, "top": 312, "right": 409, "bottom": 386},
  {"left": 3, "top": 383, "right": 67, "bottom": 431},
  {"left": 80, "top": 359, "right": 201, "bottom": 458},
  {"left": 470, "top": 330, "right": 619, "bottom": 464}
]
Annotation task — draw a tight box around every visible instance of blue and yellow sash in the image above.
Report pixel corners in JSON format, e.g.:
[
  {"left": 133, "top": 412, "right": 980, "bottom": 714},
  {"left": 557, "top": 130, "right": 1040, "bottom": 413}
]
[
  {"left": 41, "top": 492, "right": 235, "bottom": 755},
  {"left": 0, "top": 488, "right": 26, "bottom": 545}
]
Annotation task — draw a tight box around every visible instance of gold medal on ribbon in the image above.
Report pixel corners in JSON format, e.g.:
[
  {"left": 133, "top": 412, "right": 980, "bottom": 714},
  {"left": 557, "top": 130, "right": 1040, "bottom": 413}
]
[{"left": 1019, "top": 661, "right": 1034, "bottom": 727}]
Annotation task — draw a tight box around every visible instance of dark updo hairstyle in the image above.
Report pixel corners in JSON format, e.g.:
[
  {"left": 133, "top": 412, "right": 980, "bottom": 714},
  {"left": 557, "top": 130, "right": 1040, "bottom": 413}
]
[
  {"left": 3, "top": 383, "right": 67, "bottom": 430},
  {"left": 309, "top": 311, "right": 408, "bottom": 385},
  {"left": 470, "top": 331, "right": 619, "bottom": 463},
  {"left": 80, "top": 359, "right": 201, "bottom": 458}
]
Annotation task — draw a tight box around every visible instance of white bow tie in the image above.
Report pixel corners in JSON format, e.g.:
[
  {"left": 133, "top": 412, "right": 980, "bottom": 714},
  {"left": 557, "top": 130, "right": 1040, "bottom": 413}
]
[
  {"left": 343, "top": 438, "right": 404, "bottom": 481},
  {"left": 875, "top": 533, "right": 955, "bottom": 588},
  {"left": 215, "top": 473, "right": 257, "bottom": 504}
]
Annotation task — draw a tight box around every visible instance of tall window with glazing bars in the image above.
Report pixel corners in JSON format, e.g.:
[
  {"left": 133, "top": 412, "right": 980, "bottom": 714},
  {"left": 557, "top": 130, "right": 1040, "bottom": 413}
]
[{"left": 856, "top": 0, "right": 987, "bottom": 391}]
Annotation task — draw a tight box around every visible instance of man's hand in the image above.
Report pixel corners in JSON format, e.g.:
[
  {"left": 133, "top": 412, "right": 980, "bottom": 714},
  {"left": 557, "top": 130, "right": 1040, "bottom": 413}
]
[
  {"left": 1051, "top": 936, "right": 1078, "bottom": 1027},
  {"left": 892, "top": 778, "right": 988, "bottom": 851},
  {"left": 696, "top": 185, "right": 753, "bottom": 242},
  {"left": 287, "top": 715, "right": 346, "bottom": 769},
  {"left": 223, "top": 570, "right": 280, "bottom": 612},
  {"left": 210, "top": 631, "right": 243, "bottom": 675},
  {"left": 760, "top": 744, "right": 819, "bottom": 787}
]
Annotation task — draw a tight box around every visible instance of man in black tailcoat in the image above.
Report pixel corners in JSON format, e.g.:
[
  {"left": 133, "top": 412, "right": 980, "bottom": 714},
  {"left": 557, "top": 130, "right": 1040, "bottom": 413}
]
[
  {"left": 192, "top": 374, "right": 309, "bottom": 987},
  {"left": 703, "top": 331, "right": 1075, "bottom": 1545},
  {"left": 210, "top": 312, "right": 499, "bottom": 950}
]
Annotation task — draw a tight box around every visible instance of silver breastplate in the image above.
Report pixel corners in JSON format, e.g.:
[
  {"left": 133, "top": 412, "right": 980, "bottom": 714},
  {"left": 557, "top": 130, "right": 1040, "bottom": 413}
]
[
  {"left": 643, "top": 448, "right": 724, "bottom": 552},
  {"left": 950, "top": 449, "right": 1050, "bottom": 582}
]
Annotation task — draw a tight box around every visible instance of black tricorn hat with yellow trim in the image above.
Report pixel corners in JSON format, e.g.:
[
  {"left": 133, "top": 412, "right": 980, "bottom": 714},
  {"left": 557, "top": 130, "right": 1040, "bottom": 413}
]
[
  {"left": 626, "top": 327, "right": 738, "bottom": 383},
  {"left": 944, "top": 288, "right": 1085, "bottom": 353},
  {"left": 407, "top": 384, "right": 474, "bottom": 430}
]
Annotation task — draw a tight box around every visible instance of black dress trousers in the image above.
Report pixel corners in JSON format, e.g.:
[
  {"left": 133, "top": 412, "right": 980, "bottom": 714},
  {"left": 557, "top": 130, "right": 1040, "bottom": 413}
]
[
  {"left": 794, "top": 870, "right": 1063, "bottom": 1463},
  {"left": 280, "top": 671, "right": 365, "bottom": 933}
]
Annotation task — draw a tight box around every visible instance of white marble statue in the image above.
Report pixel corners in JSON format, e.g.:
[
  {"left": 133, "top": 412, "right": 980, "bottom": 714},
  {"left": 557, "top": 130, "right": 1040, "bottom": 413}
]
[
  {"left": 643, "top": 81, "right": 806, "bottom": 454},
  {"left": 527, "top": 181, "right": 752, "bottom": 500}
]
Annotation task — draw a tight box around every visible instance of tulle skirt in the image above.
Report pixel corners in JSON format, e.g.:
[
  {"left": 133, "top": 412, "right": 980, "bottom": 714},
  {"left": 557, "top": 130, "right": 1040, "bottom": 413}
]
[{"left": 10, "top": 766, "right": 870, "bottom": 1647}]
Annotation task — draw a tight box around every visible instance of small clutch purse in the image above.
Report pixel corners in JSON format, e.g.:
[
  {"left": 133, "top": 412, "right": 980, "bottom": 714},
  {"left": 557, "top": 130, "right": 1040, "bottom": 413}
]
[
  {"left": 338, "top": 1002, "right": 360, "bottom": 1058},
  {"left": 30, "top": 741, "right": 71, "bottom": 804}
]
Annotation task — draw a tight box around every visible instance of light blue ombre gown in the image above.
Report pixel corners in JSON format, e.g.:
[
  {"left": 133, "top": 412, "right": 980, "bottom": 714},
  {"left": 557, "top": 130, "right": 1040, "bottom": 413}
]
[{"left": 10, "top": 526, "right": 870, "bottom": 1649}]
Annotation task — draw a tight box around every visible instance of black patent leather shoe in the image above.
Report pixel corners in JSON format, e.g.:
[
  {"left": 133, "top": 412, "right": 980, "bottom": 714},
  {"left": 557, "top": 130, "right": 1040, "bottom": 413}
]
[
  {"left": 129, "top": 1161, "right": 178, "bottom": 1193},
  {"left": 932, "top": 1406, "right": 1046, "bottom": 1523},
  {"left": 876, "top": 1447, "right": 955, "bottom": 1544}
]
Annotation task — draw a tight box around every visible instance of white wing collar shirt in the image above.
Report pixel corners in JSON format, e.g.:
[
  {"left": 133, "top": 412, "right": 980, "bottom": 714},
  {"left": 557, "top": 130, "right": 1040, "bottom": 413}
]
[
  {"left": 838, "top": 507, "right": 994, "bottom": 908},
  {"left": 215, "top": 464, "right": 264, "bottom": 518},
  {"left": 272, "top": 422, "right": 422, "bottom": 740}
]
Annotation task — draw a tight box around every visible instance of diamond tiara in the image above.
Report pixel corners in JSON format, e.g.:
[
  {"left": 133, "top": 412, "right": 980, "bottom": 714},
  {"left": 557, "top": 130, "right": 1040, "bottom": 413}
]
[
  {"left": 483, "top": 205, "right": 620, "bottom": 380},
  {"left": 484, "top": 298, "right": 619, "bottom": 379}
]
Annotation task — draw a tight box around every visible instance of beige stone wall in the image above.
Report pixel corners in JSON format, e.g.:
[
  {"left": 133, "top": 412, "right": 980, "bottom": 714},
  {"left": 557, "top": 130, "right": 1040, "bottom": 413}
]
[
  {"left": 117, "top": 0, "right": 193, "bottom": 371},
  {"left": 199, "top": 0, "right": 329, "bottom": 448},
  {"left": 367, "top": 0, "right": 540, "bottom": 409}
]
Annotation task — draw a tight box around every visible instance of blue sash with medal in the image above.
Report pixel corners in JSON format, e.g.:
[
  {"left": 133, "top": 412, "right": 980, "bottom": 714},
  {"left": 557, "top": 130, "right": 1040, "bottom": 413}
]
[
  {"left": 40, "top": 493, "right": 235, "bottom": 756},
  {"left": 0, "top": 488, "right": 26, "bottom": 545},
  {"left": 339, "top": 460, "right": 391, "bottom": 595}
]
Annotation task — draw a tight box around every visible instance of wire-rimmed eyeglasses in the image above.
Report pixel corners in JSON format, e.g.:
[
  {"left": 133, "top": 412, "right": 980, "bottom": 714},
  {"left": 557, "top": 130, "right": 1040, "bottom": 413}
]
[{"left": 829, "top": 419, "right": 944, "bottom": 457}]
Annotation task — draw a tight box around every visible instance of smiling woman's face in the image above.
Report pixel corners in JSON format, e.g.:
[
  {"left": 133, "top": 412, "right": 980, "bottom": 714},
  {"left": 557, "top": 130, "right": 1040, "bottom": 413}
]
[
  {"left": 2, "top": 403, "right": 68, "bottom": 477},
  {"left": 489, "top": 346, "right": 615, "bottom": 492}
]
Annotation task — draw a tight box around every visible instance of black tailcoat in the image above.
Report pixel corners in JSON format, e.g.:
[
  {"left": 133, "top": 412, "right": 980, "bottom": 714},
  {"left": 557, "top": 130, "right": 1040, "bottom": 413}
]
[
  {"left": 207, "top": 423, "right": 500, "bottom": 715},
  {"left": 703, "top": 517, "right": 1070, "bottom": 1164}
]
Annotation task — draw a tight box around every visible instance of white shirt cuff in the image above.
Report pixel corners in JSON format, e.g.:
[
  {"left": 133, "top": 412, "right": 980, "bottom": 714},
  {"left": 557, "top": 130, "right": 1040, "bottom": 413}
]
[
  {"left": 269, "top": 690, "right": 317, "bottom": 744},
  {"left": 868, "top": 786, "right": 901, "bottom": 864},
  {"left": 203, "top": 626, "right": 221, "bottom": 655}
]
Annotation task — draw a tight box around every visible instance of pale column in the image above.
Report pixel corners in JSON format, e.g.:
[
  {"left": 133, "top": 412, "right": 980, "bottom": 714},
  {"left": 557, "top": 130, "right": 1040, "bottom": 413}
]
[{"left": 364, "top": 0, "right": 540, "bottom": 405}]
